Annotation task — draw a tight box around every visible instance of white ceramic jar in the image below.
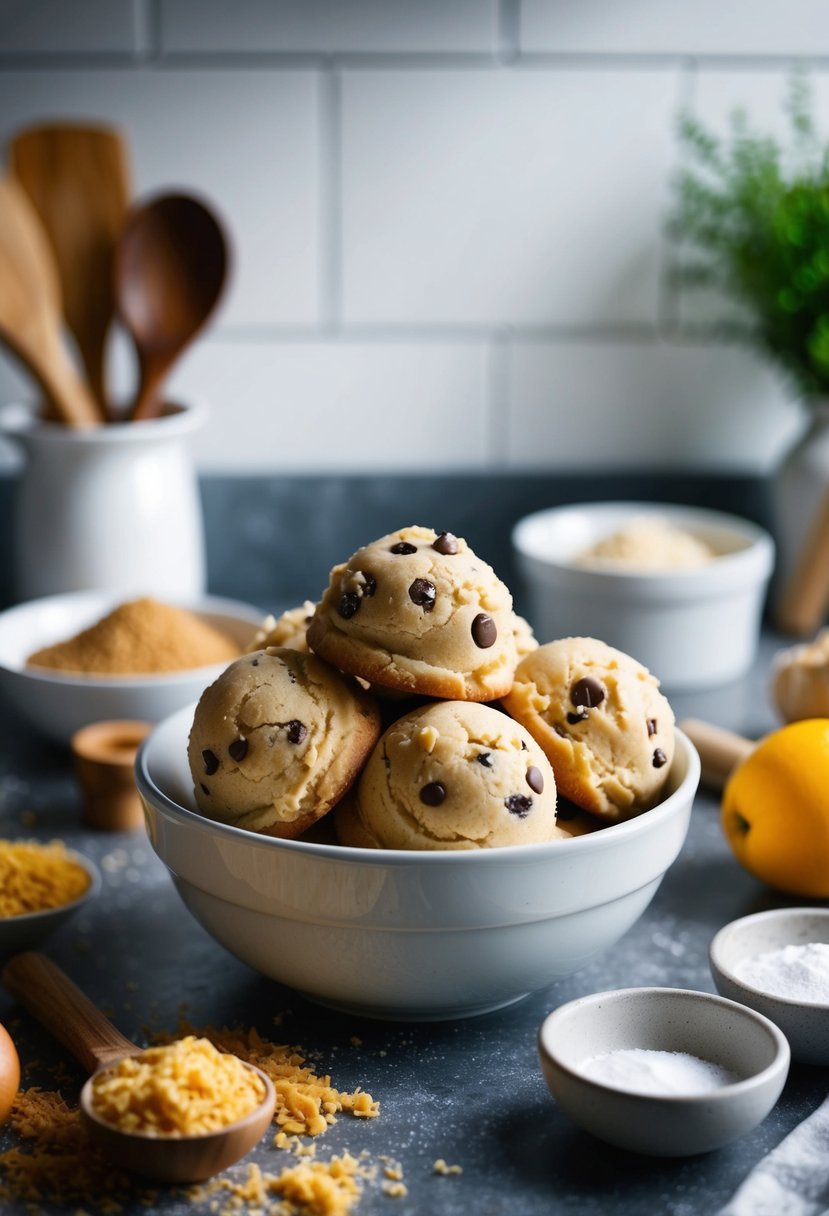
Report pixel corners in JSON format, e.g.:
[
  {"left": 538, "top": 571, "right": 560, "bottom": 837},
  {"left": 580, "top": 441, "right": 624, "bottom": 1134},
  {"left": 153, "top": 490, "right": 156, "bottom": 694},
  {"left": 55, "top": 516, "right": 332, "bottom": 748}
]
[{"left": 0, "top": 400, "right": 206, "bottom": 601}]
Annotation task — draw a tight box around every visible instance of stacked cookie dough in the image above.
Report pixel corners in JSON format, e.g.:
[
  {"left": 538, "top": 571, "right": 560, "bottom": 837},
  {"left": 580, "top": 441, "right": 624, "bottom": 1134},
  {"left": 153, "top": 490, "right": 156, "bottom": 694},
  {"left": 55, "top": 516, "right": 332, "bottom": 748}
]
[{"left": 187, "top": 525, "right": 676, "bottom": 849}]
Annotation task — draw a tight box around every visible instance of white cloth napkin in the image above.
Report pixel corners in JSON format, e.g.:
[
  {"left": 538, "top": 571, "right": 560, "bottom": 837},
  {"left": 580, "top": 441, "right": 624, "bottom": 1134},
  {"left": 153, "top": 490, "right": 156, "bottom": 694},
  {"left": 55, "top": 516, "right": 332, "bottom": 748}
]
[{"left": 718, "top": 1093, "right": 829, "bottom": 1216}]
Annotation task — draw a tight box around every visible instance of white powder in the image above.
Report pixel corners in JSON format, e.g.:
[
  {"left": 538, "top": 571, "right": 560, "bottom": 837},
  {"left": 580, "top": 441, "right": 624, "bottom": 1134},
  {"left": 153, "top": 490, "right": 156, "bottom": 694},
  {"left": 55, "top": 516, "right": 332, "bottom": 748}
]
[
  {"left": 579, "top": 1048, "right": 738, "bottom": 1096},
  {"left": 733, "top": 942, "right": 829, "bottom": 1002}
]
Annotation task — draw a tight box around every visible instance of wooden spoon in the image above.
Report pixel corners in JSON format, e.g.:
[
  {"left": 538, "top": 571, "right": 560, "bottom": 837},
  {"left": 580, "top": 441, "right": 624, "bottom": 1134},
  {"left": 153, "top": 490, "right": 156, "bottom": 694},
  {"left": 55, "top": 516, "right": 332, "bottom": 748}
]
[
  {"left": 680, "top": 718, "right": 754, "bottom": 791},
  {"left": 0, "top": 178, "right": 102, "bottom": 426},
  {"left": 11, "top": 123, "right": 131, "bottom": 419},
  {"left": 2, "top": 952, "right": 275, "bottom": 1183},
  {"left": 115, "top": 193, "right": 228, "bottom": 423}
]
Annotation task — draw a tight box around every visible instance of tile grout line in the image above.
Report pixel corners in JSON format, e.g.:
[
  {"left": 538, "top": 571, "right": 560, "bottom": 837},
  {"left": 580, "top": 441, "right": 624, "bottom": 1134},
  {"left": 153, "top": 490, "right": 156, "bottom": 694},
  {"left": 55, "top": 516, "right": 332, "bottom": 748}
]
[
  {"left": 318, "top": 64, "right": 342, "bottom": 332},
  {"left": 658, "top": 57, "right": 698, "bottom": 337},
  {"left": 486, "top": 331, "right": 511, "bottom": 469}
]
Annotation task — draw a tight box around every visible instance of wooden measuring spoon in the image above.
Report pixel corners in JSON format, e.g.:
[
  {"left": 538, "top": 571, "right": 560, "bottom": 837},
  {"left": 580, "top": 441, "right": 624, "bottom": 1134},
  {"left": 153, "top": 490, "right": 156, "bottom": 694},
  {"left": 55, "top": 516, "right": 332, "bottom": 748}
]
[
  {"left": 0, "top": 178, "right": 102, "bottom": 427},
  {"left": 2, "top": 952, "right": 275, "bottom": 1183},
  {"left": 11, "top": 123, "right": 131, "bottom": 419},
  {"left": 116, "top": 193, "right": 228, "bottom": 423}
]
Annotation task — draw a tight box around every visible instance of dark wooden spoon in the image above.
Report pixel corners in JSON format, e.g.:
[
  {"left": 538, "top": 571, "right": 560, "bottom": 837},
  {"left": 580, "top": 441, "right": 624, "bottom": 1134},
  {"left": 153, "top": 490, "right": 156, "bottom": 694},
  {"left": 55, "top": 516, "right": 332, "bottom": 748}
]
[{"left": 115, "top": 193, "right": 228, "bottom": 423}]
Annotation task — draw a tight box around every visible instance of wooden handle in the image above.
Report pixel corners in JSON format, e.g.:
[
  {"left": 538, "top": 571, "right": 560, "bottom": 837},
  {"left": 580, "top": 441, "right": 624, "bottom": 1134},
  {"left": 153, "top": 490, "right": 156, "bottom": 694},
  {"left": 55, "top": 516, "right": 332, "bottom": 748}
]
[
  {"left": 680, "top": 719, "right": 754, "bottom": 791},
  {"left": 775, "top": 487, "right": 829, "bottom": 637},
  {"left": 2, "top": 952, "right": 137, "bottom": 1074}
]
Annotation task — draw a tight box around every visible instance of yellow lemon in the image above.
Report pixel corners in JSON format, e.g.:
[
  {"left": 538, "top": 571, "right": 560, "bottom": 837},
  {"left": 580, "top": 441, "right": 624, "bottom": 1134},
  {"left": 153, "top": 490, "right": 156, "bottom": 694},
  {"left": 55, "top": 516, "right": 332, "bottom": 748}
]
[{"left": 721, "top": 718, "right": 829, "bottom": 897}]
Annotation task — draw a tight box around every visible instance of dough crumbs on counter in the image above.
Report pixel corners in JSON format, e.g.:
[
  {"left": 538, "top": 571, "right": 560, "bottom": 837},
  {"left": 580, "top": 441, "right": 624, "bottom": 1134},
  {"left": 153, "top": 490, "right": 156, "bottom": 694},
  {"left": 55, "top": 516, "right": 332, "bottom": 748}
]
[
  {"left": 0, "top": 1087, "right": 159, "bottom": 1210},
  {"left": 196, "top": 1152, "right": 372, "bottom": 1216},
  {"left": 158, "top": 1021, "right": 379, "bottom": 1137},
  {"left": 349, "top": 1037, "right": 362, "bottom": 1048},
  {"left": 433, "top": 1158, "right": 463, "bottom": 1175}
]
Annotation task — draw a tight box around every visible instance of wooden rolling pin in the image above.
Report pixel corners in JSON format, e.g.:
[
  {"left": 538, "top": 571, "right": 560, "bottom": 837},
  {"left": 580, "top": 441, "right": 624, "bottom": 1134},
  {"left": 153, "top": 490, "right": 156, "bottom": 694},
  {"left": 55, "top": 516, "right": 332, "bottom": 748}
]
[
  {"left": 775, "top": 486, "right": 829, "bottom": 637},
  {"left": 680, "top": 719, "right": 754, "bottom": 791}
]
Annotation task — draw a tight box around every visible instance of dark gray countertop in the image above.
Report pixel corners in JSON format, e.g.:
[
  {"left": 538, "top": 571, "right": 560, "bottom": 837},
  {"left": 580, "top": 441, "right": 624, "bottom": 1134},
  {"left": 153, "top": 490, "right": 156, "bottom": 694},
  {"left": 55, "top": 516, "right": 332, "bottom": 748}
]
[{"left": 0, "top": 629, "right": 826, "bottom": 1216}]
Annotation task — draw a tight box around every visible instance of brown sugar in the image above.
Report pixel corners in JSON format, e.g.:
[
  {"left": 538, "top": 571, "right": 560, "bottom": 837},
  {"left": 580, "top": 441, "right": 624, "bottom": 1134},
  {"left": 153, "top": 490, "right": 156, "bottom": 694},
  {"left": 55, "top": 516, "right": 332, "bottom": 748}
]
[
  {"left": 26, "top": 597, "right": 241, "bottom": 675},
  {"left": 0, "top": 839, "right": 90, "bottom": 917}
]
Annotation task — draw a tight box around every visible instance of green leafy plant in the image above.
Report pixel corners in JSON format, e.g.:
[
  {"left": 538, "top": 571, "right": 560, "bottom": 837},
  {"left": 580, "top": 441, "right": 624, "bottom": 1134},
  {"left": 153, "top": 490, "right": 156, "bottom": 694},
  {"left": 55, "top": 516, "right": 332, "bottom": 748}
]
[{"left": 670, "top": 75, "right": 829, "bottom": 400}]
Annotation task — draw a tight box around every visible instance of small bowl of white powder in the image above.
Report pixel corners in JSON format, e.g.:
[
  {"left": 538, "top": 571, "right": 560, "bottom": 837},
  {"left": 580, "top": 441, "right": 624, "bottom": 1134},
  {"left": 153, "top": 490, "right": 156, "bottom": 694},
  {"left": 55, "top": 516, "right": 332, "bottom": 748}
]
[
  {"left": 710, "top": 907, "right": 829, "bottom": 1065},
  {"left": 538, "top": 986, "right": 789, "bottom": 1156}
]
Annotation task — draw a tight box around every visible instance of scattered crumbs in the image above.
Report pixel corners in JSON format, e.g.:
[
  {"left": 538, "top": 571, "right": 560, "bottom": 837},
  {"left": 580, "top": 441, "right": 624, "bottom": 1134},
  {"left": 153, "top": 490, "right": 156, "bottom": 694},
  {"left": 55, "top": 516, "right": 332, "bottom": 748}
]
[
  {"left": 378, "top": 1050, "right": 387, "bottom": 1058},
  {"left": 433, "top": 1158, "right": 463, "bottom": 1176},
  {"left": 196, "top": 1152, "right": 373, "bottom": 1216},
  {"left": 380, "top": 1156, "right": 403, "bottom": 1181},
  {"left": 382, "top": 1181, "right": 408, "bottom": 1199},
  {"left": 350, "top": 1037, "right": 362, "bottom": 1048}
]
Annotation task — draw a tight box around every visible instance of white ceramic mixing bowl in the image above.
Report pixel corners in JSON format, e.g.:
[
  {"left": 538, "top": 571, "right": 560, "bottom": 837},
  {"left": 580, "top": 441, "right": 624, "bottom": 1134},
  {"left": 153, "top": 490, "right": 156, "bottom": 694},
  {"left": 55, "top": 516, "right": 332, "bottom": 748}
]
[
  {"left": 137, "top": 706, "right": 700, "bottom": 1021},
  {"left": 512, "top": 502, "right": 774, "bottom": 691}
]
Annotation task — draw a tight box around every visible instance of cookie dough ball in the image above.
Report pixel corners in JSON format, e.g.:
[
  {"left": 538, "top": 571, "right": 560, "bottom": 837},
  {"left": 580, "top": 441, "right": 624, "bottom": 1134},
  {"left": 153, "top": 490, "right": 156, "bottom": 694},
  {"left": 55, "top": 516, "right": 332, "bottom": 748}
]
[
  {"left": 188, "top": 647, "right": 381, "bottom": 838},
  {"left": 771, "top": 630, "right": 829, "bottom": 722},
  {"left": 307, "top": 526, "right": 519, "bottom": 701},
  {"left": 502, "top": 638, "right": 675, "bottom": 821},
  {"left": 245, "top": 602, "right": 315, "bottom": 655},
  {"left": 334, "top": 701, "right": 559, "bottom": 851}
]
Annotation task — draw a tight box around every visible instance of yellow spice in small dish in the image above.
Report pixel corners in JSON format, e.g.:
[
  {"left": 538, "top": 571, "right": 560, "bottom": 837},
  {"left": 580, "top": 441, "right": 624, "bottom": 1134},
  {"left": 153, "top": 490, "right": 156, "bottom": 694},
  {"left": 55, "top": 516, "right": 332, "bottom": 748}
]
[
  {"left": 89, "top": 1036, "right": 266, "bottom": 1137},
  {"left": 0, "top": 840, "right": 90, "bottom": 917}
]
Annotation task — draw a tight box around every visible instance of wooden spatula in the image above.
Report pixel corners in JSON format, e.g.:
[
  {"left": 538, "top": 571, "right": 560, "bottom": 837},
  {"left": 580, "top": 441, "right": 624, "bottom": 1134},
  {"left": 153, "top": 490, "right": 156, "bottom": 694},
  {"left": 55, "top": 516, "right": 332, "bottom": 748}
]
[
  {"left": 11, "top": 122, "right": 131, "bottom": 419},
  {"left": 0, "top": 177, "right": 101, "bottom": 426}
]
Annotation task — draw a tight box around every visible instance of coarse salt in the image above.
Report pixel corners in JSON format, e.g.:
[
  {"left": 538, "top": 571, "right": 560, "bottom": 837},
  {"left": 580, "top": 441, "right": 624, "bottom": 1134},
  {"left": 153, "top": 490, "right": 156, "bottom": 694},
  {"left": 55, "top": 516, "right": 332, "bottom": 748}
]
[
  {"left": 733, "top": 942, "right": 829, "bottom": 1003},
  {"left": 579, "top": 1048, "right": 738, "bottom": 1096}
]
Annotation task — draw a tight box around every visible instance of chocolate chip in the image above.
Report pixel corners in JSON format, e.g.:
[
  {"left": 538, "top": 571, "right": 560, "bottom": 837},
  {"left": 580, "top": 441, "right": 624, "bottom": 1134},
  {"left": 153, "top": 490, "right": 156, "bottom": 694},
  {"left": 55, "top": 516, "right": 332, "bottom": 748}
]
[
  {"left": 200, "top": 783, "right": 210, "bottom": 796},
  {"left": 409, "top": 578, "right": 436, "bottom": 611},
  {"left": 287, "top": 719, "right": 307, "bottom": 745},
  {"left": 338, "top": 592, "right": 361, "bottom": 618},
  {"left": 554, "top": 726, "right": 568, "bottom": 738},
  {"left": 420, "top": 781, "right": 446, "bottom": 806},
  {"left": 571, "top": 677, "right": 606, "bottom": 708},
  {"left": 304, "top": 614, "right": 313, "bottom": 625},
  {"left": 471, "top": 613, "right": 497, "bottom": 648},
  {"left": 505, "top": 794, "right": 533, "bottom": 818},
  {"left": 390, "top": 541, "right": 417, "bottom": 555},
  {"left": 361, "top": 572, "right": 377, "bottom": 597},
  {"left": 567, "top": 709, "right": 590, "bottom": 725},
  {"left": 526, "top": 766, "right": 544, "bottom": 794},
  {"left": 432, "top": 531, "right": 459, "bottom": 555},
  {"left": 556, "top": 797, "right": 579, "bottom": 821},
  {"left": 202, "top": 749, "right": 219, "bottom": 775},
  {"left": 476, "top": 752, "right": 492, "bottom": 768},
  {"left": 647, "top": 718, "right": 657, "bottom": 737},
  {"left": 229, "top": 738, "right": 248, "bottom": 762},
  {"left": 251, "top": 658, "right": 259, "bottom": 666},
  {"left": 521, "top": 740, "right": 528, "bottom": 751},
  {"left": 653, "top": 748, "right": 667, "bottom": 769}
]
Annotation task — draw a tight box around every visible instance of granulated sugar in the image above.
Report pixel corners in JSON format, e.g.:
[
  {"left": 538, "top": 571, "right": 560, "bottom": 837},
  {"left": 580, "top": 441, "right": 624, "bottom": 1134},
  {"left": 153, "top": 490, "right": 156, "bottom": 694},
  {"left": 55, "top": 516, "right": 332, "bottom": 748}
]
[
  {"left": 580, "top": 1048, "right": 738, "bottom": 1095},
  {"left": 733, "top": 942, "right": 829, "bottom": 1003}
]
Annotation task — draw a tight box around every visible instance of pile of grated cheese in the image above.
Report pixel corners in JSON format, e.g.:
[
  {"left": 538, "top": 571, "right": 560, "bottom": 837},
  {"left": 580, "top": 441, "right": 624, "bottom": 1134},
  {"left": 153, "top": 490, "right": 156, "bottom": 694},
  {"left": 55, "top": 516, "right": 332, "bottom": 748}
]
[{"left": 90, "top": 1036, "right": 267, "bottom": 1137}]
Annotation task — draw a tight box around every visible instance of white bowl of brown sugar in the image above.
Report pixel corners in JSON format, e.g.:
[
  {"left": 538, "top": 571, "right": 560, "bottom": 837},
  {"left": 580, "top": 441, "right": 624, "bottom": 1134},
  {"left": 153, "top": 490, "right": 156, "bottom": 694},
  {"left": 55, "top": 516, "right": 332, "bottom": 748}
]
[{"left": 0, "top": 591, "right": 265, "bottom": 746}]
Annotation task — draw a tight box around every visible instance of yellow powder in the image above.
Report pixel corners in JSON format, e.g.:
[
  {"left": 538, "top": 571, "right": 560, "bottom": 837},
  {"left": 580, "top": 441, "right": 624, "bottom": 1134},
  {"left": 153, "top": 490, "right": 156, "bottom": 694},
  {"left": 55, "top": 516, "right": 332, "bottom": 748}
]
[
  {"left": 26, "top": 597, "right": 240, "bottom": 675},
  {"left": 0, "top": 839, "right": 90, "bottom": 917},
  {"left": 90, "top": 1037, "right": 266, "bottom": 1137}
]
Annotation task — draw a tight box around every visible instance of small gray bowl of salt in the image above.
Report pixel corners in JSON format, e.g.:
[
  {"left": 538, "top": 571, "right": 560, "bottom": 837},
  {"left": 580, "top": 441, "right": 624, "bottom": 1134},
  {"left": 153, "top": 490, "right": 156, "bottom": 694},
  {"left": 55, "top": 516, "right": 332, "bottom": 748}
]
[
  {"left": 710, "top": 907, "right": 829, "bottom": 1065},
  {"left": 538, "top": 987, "right": 789, "bottom": 1156}
]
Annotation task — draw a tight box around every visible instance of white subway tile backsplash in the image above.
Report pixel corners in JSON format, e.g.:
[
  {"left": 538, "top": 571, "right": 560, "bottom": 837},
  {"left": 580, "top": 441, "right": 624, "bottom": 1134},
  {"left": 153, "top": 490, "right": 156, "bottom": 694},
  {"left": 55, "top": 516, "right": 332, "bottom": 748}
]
[
  {"left": 675, "top": 68, "right": 829, "bottom": 327},
  {"left": 342, "top": 68, "right": 680, "bottom": 327},
  {"left": 520, "top": 0, "right": 829, "bottom": 57},
  {"left": 167, "top": 338, "right": 490, "bottom": 471},
  {"left": 160, "top": 0, "right": 499, "bottom": 55},
  {"left": 0, "top": 70, "right": 319, "bottom": 327},
  {"left": 0, "top": 0, "right": 137, "bottom": 54},
  {"left": 507, "top": 340, "right": 802, "bottom": 471}
]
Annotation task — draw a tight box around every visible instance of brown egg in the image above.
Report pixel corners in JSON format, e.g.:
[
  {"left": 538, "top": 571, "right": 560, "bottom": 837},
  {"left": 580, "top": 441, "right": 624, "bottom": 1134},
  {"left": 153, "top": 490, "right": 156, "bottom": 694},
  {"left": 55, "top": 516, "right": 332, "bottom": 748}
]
[{"left": 0, "top": 1021, "right": 20, "bottom": 1123}]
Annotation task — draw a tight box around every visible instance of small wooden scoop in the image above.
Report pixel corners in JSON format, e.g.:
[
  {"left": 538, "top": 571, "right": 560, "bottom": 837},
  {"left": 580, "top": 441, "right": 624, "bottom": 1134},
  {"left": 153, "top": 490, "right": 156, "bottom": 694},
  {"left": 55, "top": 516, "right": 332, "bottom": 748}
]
[
  {"left": 680, "top": 719, "right": 754, "bottom": 791},
  {"left": 11, "top": 123, "right": 131, "bottom": 419},
  {"left": 2, "top": 952, "right": 275, "bottom": 1183},
  {"left": 0, "top": 177, "right": 102, "bottom": 426}
]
